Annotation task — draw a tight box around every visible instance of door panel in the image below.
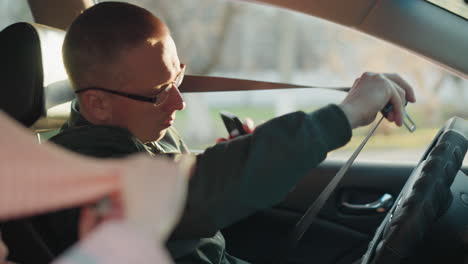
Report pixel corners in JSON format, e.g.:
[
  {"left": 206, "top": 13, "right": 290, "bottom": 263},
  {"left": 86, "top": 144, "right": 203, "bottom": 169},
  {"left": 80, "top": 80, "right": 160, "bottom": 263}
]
[{"left": 222, "top": 159, "right": 416, "bottom": 263}]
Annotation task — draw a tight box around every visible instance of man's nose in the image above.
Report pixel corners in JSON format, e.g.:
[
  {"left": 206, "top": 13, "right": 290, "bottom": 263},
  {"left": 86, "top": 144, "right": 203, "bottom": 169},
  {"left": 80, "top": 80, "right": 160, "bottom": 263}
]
[{"left": 162, "top": 86, "right": 185, "bottom": 112}]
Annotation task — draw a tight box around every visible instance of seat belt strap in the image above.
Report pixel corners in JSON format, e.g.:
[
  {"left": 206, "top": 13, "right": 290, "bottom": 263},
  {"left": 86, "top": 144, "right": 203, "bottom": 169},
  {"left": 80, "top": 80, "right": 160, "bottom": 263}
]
[
  {"left": 290, "top": 115, "right": 385, "bottom": 245},
  {"left": 268, "top": 116, "right": 386, "bottom": 264},
  {"left": 179, "top": 74, "right": 350, "bottom": 93}
]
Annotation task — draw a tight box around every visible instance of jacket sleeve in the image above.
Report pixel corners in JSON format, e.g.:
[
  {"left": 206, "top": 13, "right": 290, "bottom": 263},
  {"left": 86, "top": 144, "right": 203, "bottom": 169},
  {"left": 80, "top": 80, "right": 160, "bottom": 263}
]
[{"left": 172, "top": 104, "right": 352, "bottom": 239}]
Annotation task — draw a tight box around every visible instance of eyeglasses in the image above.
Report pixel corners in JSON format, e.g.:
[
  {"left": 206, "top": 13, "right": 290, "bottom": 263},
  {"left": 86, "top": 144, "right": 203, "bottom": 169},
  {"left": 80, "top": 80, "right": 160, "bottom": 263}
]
[{"left": 75, "top": 65, "right": 186, "bottom": 107}]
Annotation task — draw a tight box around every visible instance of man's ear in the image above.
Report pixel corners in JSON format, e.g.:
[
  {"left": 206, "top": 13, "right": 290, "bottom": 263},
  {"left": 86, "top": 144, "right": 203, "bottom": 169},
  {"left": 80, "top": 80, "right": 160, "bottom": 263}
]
[{"left": 79, "top": 91, "right": 113, "bottom": 124}]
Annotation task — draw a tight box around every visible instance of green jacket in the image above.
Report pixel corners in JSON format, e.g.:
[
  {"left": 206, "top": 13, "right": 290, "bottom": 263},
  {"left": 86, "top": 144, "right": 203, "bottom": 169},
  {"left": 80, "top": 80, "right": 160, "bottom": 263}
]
[{"left": 47, "top": 102, "right": 352, "bottom": 264}]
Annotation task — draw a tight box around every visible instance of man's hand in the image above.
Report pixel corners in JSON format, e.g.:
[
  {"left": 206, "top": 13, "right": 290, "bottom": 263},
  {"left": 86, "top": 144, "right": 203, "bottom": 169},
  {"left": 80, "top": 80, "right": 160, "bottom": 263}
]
[
  {"left": 79, "top": 155, "right": 195, "bottom": 242},
  {"left": 0, "top": 233, "right": 15, "bottom": 264},
  {"left": 0, "top": 233, "right": 7, "bottom": 264},
  {"left": 120, "top": 155, "right": 194, "bottom": 241},
  {"left": 339, "top": 72, "right": 416, "bottom": 129},
  {"left": 217, "top": 117, "right": 255, "bottom": 143}
]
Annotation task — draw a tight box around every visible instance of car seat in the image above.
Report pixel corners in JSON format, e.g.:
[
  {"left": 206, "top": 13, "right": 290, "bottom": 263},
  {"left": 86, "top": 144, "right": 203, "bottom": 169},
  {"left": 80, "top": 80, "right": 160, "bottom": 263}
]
[
  {"left": 0, "top": 22, "right": 74, "bottom": 130},
  {"left": 0, "top": 22, "right": 74, "bottom": 264}
]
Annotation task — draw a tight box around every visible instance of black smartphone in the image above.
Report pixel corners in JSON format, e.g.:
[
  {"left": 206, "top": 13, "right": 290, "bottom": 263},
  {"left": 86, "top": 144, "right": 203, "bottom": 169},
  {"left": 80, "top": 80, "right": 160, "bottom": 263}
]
[{"left": 220, "top": 111, "right": 247, "bottom": 137}]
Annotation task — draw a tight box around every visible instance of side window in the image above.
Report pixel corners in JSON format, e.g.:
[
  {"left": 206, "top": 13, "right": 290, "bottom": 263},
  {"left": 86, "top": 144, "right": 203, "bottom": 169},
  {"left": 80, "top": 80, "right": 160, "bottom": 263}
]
[{"left": 107, "top": 0, "right": 468, "bottom": 164}]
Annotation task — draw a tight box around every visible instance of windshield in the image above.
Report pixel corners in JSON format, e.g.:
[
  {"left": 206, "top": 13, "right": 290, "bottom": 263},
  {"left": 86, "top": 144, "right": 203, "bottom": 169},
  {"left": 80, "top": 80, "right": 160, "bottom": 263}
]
[{"left": 426, "top": 0, "right": 468, "bottom": 20}]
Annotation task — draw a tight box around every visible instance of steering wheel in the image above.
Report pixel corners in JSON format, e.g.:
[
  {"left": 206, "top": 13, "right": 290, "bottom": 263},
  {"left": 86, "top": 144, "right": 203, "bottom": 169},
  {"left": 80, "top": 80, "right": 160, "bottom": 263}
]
[{"left": 361, "top": 117, "right": 468, "bottom": 264}]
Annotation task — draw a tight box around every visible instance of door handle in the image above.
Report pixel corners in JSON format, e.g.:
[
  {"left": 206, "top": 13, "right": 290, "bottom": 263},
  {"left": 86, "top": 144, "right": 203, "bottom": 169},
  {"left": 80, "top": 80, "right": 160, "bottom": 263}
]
[{"left": 341, "top": 193, "right": 394, "bottom": 213}]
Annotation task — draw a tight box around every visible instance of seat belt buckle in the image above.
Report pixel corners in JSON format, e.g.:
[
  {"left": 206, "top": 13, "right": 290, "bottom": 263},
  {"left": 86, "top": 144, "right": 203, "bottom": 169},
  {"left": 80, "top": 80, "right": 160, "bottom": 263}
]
[{"left": 381, "top": 102, "right": 416, "bottom": 133}]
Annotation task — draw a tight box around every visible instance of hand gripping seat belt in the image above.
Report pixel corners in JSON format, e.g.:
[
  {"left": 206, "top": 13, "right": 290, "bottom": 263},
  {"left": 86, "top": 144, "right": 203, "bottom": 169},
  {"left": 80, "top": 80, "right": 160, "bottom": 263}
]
[{"left": 281, "top": 116, "right": 386, "bottom": 263}]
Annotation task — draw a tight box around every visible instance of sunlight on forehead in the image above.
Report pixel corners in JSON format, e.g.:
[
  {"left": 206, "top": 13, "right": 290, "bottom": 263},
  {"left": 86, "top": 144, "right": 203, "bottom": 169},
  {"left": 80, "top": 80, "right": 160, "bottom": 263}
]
[{"left": 159, "top": 37, "right": 180, "bottom": 84}]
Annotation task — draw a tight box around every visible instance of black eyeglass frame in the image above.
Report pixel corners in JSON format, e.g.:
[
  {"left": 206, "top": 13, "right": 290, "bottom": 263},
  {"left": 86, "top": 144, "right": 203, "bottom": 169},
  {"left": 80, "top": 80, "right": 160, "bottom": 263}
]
[
  {"left": 74, "top": 65, "right": 186, "bottom": 106},
  {"left": 75, "top": 86, "right": 159, "bottom": 103}
]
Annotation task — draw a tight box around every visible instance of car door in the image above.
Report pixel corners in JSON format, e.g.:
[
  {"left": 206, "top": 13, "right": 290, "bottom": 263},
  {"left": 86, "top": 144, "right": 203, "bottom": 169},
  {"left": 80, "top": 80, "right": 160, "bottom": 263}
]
[{"left": 222, "top": 159, "right": 415, "bottom": 264}]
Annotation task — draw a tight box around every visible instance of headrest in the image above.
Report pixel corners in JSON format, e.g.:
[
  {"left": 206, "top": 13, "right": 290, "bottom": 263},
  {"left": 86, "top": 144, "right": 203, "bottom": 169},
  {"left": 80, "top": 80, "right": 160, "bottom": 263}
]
[{"left": 0, "top": 22, "right": 74, "bottom": 129}]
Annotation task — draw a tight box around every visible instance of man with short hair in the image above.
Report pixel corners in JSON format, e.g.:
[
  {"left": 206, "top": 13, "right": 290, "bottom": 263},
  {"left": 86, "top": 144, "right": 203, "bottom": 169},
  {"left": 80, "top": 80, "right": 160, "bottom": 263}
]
[{"left": 39, "top": 2, "right": 415, "bottom": 264}]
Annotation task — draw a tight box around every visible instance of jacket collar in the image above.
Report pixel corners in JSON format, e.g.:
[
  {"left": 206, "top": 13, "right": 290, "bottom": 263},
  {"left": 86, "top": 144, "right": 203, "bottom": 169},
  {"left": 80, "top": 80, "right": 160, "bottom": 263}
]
[{"left": 67, "top": 99, "right": 93, "bottom": 127}]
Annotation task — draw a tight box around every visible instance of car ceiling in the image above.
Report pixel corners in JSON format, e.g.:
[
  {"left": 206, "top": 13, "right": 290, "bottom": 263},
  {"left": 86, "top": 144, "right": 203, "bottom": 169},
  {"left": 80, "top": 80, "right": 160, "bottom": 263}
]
[{"left": 250, "top": 0, "right": 468, "bottom": 79}]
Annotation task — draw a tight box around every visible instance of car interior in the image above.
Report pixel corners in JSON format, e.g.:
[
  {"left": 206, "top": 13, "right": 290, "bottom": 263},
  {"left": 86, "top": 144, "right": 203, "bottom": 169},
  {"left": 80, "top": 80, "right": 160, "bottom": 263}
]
[{"left": 1, "top": 0, "right": 468, "bottom": 263}]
